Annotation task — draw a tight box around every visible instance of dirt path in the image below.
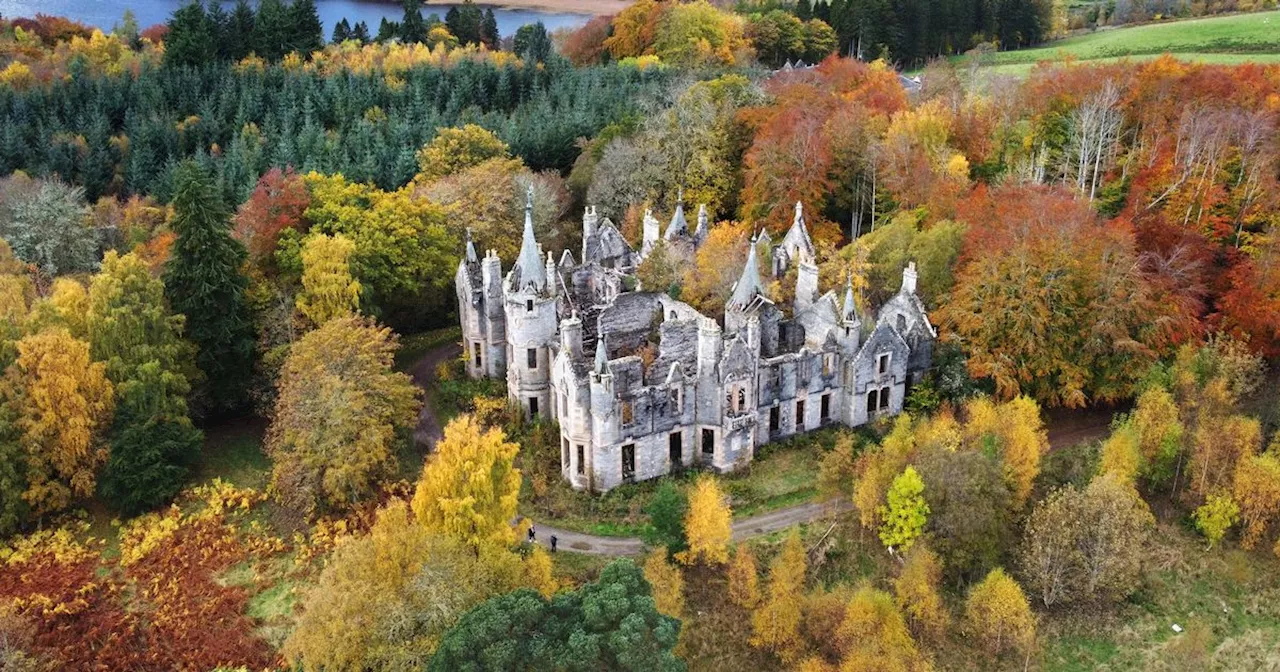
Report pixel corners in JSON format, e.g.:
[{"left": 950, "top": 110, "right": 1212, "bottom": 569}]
[
  {"left": 411, "top": 344, "right": 1118, "bottom": 556},
  {"left": 409, "top": 342, "right": 462, "bottom": 449}
]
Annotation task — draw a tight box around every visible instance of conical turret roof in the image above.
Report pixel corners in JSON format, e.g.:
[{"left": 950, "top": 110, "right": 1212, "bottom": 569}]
[
  {"left": 664, "top": 188, "right": 689, "bottom": 240},
  {"left": 511, "top": 184, "right": 546, "bottom": 292},
  {"left": 727, "top": 235, "right": 768, "bottom": 310}
]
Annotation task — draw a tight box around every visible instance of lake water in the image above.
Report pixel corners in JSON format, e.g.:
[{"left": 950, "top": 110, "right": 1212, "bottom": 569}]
[{"left": 0, "top": 0, "right": 590, "bottom": 41}]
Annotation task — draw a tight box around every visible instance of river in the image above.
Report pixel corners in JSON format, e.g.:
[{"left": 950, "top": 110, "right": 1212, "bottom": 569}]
[{"left": 0, "top": 0, "right": 590, "bottom": 41}]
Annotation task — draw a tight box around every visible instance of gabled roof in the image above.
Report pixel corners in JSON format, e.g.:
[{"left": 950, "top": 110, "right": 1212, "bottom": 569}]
[
  {"left": 727, "top": 235, "right": 769, "bottom": 311},
  {"left": 510, "top": 185, "right": 546, "bottom": 293}
]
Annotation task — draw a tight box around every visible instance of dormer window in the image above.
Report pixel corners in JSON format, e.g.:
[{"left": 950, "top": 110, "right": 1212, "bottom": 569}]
[{"left": 877, "top": 353, "right": 890, "bottom": 376}]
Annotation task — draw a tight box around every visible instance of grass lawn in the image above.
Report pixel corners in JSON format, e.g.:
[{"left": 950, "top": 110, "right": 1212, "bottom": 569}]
[
  {"left": 519, "top": 426, "right": 866, "bottom": 538},
  {"left": 195, "top": 418, "right": 271, "bottom": 490},
  {"left": 969, "top": 11, "right": 1280, "bottom": 74}
]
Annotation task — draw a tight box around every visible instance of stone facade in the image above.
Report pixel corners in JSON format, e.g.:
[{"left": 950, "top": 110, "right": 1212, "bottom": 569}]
[{"left": 456, "top": 192, "right": 936, "bottom": 492}]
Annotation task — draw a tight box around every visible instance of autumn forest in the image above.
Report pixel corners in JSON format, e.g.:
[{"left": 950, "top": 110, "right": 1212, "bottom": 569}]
[{"left": 0, "top": 1, "right": 1279, "bottom": 670}]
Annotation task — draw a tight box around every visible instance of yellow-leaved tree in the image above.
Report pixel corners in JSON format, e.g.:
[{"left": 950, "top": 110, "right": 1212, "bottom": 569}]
[
  {"left": 727, "top": 544, "right": 761, "bottom": 608},
  {"left": 892, "top": 545, "right": 949, "bottom": 641},
  {"left": 678, "top": 475, "right": 732, "bottom": 565},
  {"left": 964, "top": 567, "right": 1036, "bottom": 657},
  {"left": 1191, "top": 414, "right": 1260, "bottom": 503},
  {"left": 5, "top": 328, "right": 114, "bottom": 515},
  {"left": 877, "top": 465, "right": 929, "bottom": 552},
  {"left": 414, "top": 124, "right": 510, "bottom": 181},
  {"left": 643, "top": 547, "right": 686, "bottom": 618},
  {"left": 751, "top": 529, "right": 806, "bottom": 664},
  {"left": 283, "top": 499, "right": 547, "bottom": 670},
  {"left": 1098, "top": 422, "right": 1141, "bottom": 486},
  {"left": 854, "top": 413, "right": 915, "bottom": 531},
  {"left": 963, "top": 396, "right": 1047, "bottom": 509},
  {"left": 267, "top": 317, "right": 420, "bottom": 517},
  {"left": 836, "top": 583, "right": 927, "bottom": 672},
  {"left": 296, "top": 233, "right": 361, "bottom": 325},
  {"left": 412, "top": 414, "right": 522, "bottom": 550},
  {"left": 1232, "top": 452, "right": 1280, "bottom": 549},
  {"left": 24, "top": 277, "right": 88, "bottom": 338}
]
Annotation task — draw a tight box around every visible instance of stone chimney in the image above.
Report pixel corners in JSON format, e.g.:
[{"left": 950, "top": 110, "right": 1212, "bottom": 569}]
[
  {"left": 901, "top": 261, "right": 918, "bottom": 295},
  {"left": 561, "top": 313, "right": 583, "bottom": 360}
]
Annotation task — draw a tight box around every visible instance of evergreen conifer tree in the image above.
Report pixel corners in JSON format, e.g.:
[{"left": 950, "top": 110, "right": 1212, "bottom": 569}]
[
  {"left": 163, "top": 161, "right": 255, "bottom": 413},
  {"left": 255, "top": 0, "right": 290, "bottom": 60},
  {"left": 289, "top": 0, "right": 325, "bottom": 54},
  {"left": 332, "top": 17, "right": 352, "bottom": 43},
  {"left": 352, "top": 20, "right": 372, "bottom": 43},
  {"left": 482, "top": 8, "right": 500, "bottom": 46},
  {"left": 400, "top": 0, "right": 427, "bottom": 44},
  {"left": 226, "top": 0, "right": 257, "bottom": 60},
  {"left": 165, "top": 1, "right": 216, "bottom": 67}
]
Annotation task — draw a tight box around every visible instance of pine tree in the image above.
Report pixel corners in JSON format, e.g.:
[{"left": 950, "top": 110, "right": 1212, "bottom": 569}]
[
  {"left": 165, "top": 1, "right": 216, "bottom": 67},
  {"left": 482, "top": 8, "right": 500, "bottom": 46},
  {"left": 352, "top": 20, "right": 372, "bottom": 43},
  {"left": 255, "top": 0, "right": 290, "bottom": 60},
  {"left": 332, "top": 18, "right": 352, "bottom": 44},
  {"left": 289, "top": 0, "right": 324, "bottom": 55},
  {"left": 400, "top": 0, "right": 427, "bottom": 44},
  {"left": 164, "top": 161, "right": 255, "bottom": 413},
  {"left": 643, "top": 480, "right": 688, "bottom": 554},
  {"left": 376, "top": 17, "right": 399, "bottom": 42},
  {"left": 226, "top": 0, "right": 257, "bottom": 61}
]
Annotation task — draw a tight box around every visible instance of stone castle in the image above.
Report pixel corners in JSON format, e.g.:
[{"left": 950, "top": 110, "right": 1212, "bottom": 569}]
[{"left": 456, "top": 189, "right": 935, "bottom": 492}]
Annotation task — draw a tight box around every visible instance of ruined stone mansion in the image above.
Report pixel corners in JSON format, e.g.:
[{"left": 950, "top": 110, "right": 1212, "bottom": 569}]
[{"left": 456, "top": 190, "right": 936, "bottom": 492}]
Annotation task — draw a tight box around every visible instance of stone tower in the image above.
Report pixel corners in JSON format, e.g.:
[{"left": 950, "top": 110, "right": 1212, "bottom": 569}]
[{"left": 504, "top": 186, "right": 559, "bottom": 419}]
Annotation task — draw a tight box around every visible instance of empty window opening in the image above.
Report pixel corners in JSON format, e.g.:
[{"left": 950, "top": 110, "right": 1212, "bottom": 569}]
[
  {"left": 737, "top": 388, "right": 746, "bottom": 413},
  {"left": 796, "top": 400, "right": 806, "bottom": 430},
  {"left": 669, "top": 432, "right": 682, "bottom": 469},
  {"left": 529, "top": 397, "right": 539, "bottom": 417},
  {"left": 562, "top": 438, "right": 569, "bottom": 471},
  {"left": 622, "top": 444, "right": 636, "bottom": 483},
  {"left": 879, "top": 386, "right": 890, "bottom": 410},
  {"left": 877, "top": 353, "right": 890, "bottom": 376},
  {"left": 669, "top": 387, "right": 681, "bottom": 414},
  {"left": 621, "top": 400, "right": 634, "bottom": 425},
  {"left": 821, "top": 393, "right": 831, "bottom": 421},
  {"left": 527, "top": 347, "right": 537, "bottom": 369},
  {"left": 701, "top": 429, "right": 715, "bottom": 455},
  {"left": 473, "top": 342, "right": 482, "bottom": 367},
  {"left": 867, "top": 389, "right": 879, "bottom": 414},
  {"left": 576, "top": 444, "right": 585, "bottom": 475},
  {"left": 769, "top": 406, "right": 780, "bottom": 432},
  {"left": 526, "top": 299, "right": 534, "bottom": 312}
]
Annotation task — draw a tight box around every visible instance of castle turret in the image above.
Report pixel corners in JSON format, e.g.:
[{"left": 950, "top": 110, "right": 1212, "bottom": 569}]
[
  {"left": 693, "top": 204, "right": 709, "bottom": 245},
  {"left": 838, "top": 275, "right": 860, "bottom": 354},
  {"left": 581, "top": 206, "right": 599, "bottom": 262},
  {"left": 642, "top": 209, "right": 660, "bottom": 256},
  {"left": 795, "top": 259, "right": 818, "bottom": 313},
  {"left": 778, "top": 201, "right": 816, "bottom": 276},
  {"left": 504, "top": 186, "right": 558, "bottom": 419},
  {"left": 725, "top": 236, "right": 771, "bottom": 338}
]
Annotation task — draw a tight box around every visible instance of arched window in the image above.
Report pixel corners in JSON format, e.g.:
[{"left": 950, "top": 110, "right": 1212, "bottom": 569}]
[{"left": 737, "top": 388, "right": 746, "bottom": 413}]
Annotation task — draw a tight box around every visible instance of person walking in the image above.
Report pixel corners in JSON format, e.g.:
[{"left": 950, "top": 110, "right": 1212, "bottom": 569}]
[
  {"left": 550, "top": 535, "right": 558, "bottom": 553},
  {"left": 528, "top": 524, "right": 536, "bottom": 543}
]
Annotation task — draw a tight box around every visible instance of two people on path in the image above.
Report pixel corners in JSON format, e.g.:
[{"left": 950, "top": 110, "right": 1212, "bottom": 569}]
[{"left": 527, "top": 523, "right": 557, "bottom": 552}]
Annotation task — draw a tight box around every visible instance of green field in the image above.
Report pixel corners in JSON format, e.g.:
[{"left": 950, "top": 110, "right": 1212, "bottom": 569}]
[{"left": 977, "top": 11, "right": 1280, "bottom": 73}]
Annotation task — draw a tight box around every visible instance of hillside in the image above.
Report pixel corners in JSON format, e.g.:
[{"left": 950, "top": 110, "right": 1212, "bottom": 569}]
[{"left": 976, "top": 11, "right": 1280, "bottom": 73}]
